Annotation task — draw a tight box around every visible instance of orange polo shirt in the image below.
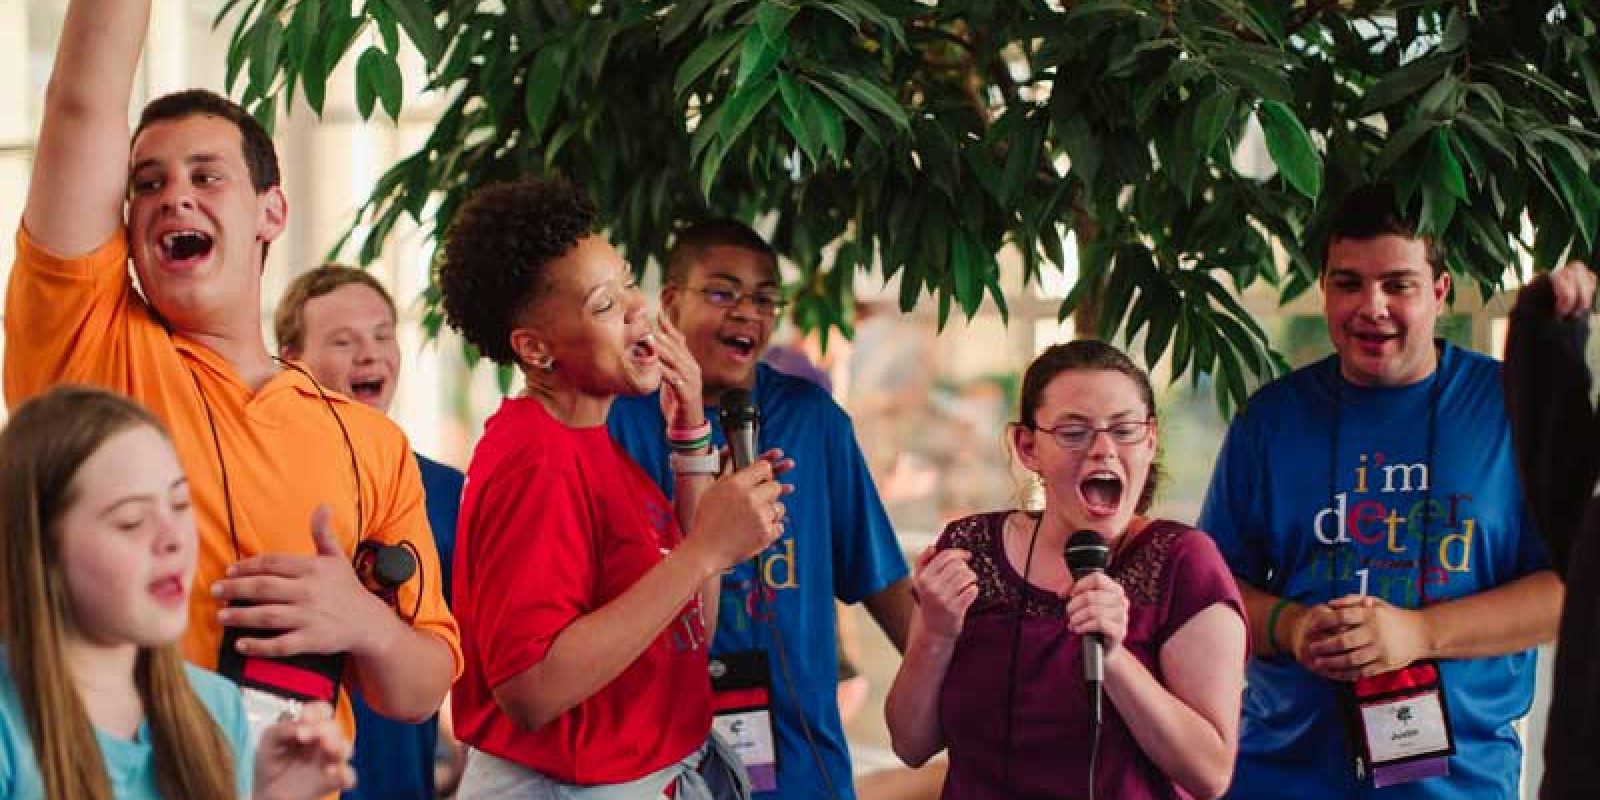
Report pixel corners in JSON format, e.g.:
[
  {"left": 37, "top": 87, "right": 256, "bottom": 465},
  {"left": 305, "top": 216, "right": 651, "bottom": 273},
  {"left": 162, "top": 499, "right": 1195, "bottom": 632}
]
[{"left": 4, "top": 228, "right": 463, "bottom": 737}]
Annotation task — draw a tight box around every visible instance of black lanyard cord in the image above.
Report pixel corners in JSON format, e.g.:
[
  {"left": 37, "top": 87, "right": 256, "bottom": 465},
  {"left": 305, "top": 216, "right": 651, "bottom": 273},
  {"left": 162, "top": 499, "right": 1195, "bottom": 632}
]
[
  {"left": 1326, "top": 358, "right": 1443, "bottom": 607},
  {"left": 182, "top": 355, "right": 366, "bottom": 561}
]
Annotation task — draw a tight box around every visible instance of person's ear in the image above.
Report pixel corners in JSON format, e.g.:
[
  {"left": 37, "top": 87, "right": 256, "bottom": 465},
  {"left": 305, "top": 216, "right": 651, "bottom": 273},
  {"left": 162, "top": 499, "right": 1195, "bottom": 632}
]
[
  {"left": 509, "top": 328, "right": 554, "bottom": 373},
  {"left": 258, "top": 186, "right": 288, "bottom": 244},
  {"left": 1012, "top": 423, "right": 1041, "bottom": 473},
  {"left": 1432, "top": 270, "right": 1452, "bottom": 306},
  {"left": 661, "top": 283, "right": 685, "bottom": 327}
]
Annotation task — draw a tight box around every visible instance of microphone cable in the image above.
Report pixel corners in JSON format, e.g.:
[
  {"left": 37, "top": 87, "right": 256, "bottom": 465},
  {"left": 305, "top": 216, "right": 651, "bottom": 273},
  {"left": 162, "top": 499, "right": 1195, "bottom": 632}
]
[
  {"left": 756, "top": 561, "right": 844, "bottom": 800},
  {"left": 719, "top": 388, "right": 841, "bottom": 800}
]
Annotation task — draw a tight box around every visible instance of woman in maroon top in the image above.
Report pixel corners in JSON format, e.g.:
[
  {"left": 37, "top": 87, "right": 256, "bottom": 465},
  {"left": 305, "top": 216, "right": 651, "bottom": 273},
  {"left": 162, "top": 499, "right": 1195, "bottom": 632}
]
[{"left": 886, "top": 340, "right": 1247, "bottom": 800}]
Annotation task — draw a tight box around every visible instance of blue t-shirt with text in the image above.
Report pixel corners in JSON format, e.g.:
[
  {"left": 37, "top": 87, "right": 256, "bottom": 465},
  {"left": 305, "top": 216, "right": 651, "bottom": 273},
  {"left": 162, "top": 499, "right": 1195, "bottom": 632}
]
[
  {"left": 1199, "top": 343, "right": 1549, "bottom": 800},
  {"left": 610, "top": 363, "right": 908, "bottom": 800}
]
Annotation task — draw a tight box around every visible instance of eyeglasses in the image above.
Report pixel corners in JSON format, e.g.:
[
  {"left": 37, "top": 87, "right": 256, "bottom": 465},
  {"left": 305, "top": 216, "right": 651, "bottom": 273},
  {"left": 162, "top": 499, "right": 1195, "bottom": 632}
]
[
  {"left": 1032, "top": 419, "right": 1153, "bottom": 451},
  {"left": 689, "top": 285, "right": 788, "bottom": 317}
]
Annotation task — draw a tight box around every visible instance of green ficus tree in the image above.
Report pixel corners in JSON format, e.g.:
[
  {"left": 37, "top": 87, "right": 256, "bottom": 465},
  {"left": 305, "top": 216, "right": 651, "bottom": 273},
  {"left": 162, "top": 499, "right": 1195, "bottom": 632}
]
[{"left": 220, "top": 0, "right": 1600, "bottom": 414}]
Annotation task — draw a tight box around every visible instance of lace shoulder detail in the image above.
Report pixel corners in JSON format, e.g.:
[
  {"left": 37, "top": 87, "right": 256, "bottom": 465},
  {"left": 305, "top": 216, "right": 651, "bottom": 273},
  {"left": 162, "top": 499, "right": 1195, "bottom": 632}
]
[
  {"left": 1110, "top": 520, "right": 1192, "bottom": 606},
  {"left": 941, "top": 511, "right": 1066, "bottom": 620}
]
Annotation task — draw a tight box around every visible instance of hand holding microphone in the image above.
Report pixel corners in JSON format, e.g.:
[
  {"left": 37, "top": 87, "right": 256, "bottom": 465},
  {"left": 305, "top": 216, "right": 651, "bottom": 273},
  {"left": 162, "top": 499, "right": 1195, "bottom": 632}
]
[
  {"left": 1065, "top": 530, "right": 1128, "bottom": 729},
  {"left": 683, "top": 389, "right": 794, "bottom": 571}
]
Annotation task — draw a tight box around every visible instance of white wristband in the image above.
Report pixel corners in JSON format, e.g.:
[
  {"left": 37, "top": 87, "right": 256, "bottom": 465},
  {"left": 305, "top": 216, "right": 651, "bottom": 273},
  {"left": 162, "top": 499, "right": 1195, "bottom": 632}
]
[{"left": 669, "top": 451, "right": 721, "bottom": 476}]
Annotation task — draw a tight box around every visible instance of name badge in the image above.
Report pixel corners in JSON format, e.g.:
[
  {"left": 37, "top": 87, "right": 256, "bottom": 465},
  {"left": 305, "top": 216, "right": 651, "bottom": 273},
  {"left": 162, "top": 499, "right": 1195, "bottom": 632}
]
[
  {"left": 239, "top": 686, "right": 305, "bottom": 746},
  {"left": 710, "top": 651, "right": 778, "bottom": 792},
  {"left": 1351, "top": 661, "right": 1456, "bottom": 787}
]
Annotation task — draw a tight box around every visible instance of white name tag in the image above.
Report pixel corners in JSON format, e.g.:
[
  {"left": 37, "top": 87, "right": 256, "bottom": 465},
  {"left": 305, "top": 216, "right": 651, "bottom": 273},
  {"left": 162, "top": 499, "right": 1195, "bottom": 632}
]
[
  {"left": 712, "top": 708, "right": 777, "bottom": 791},
  {"left": 239, "top": 686, "right": 304, "bottom": 747},
  {"left": 1360, "top": 689, "right": 1451, "bottom": 763}
]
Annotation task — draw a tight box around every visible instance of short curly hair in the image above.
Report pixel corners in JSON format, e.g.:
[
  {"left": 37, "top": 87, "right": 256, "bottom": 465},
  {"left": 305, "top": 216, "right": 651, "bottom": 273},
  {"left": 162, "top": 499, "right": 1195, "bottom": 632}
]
[{"left": 438, "top": 177, "right": 597, "bottom": 367}]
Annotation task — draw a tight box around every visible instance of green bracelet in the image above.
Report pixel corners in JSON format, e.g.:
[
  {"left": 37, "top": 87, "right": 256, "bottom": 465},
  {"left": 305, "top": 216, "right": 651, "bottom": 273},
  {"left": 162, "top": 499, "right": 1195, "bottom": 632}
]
[{"left": 1266, "top": 597, "right": 1294, "bottom": 656}]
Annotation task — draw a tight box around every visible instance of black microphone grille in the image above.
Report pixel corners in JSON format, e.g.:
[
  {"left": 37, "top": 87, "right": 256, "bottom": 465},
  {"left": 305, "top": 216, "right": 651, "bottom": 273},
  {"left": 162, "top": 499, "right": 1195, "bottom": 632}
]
[
  {"left": 374, "top": 545, "right": 417, "bottom": 587},
  {"left": 719, "top": 388, "right": 760, "bottom": 425},
  {"left": 1065, "top": 529, "right": 1110, "bottom": 575}
]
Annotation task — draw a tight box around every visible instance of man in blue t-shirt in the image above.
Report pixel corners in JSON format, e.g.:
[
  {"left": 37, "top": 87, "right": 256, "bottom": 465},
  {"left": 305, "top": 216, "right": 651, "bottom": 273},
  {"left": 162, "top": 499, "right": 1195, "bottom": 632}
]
[
  {"left": 610, "top": 220, "right": 912, "bottom": 800},
  {"left": 275, "top": 266, "right": 465, "bottom": 799},
  {"left": 1199, "top": 185, "right": 1561, "bottom": 799}
]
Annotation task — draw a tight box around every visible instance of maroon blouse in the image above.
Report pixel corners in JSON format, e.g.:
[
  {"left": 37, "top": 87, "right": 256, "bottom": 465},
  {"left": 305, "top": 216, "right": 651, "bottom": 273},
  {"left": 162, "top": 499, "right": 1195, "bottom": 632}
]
[{"left": 934, "top": 511, "right": 1244, "bottom": 800}]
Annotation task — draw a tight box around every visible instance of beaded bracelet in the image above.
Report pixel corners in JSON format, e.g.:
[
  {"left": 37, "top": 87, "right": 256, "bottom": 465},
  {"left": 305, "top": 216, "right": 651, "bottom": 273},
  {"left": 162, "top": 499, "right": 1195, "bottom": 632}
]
[
  {"left": 668, "top": 420, "right": 711, "bottom": 440},
  {"left": 669, "top": 434, "right": 712, "bottom": 453},
  {"left": 668, "top": 420, "right": 713, "bottom": 453}
]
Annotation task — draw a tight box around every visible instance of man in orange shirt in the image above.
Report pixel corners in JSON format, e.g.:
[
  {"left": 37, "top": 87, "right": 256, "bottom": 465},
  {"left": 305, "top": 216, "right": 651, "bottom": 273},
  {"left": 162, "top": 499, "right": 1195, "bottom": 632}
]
[{"left": 5, "top": 0, "right": 460, "bottom": 741}]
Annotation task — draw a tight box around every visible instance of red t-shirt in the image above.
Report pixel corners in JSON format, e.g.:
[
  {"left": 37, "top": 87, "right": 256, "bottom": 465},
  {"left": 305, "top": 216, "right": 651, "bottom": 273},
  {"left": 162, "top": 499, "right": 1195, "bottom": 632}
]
[{"left": 452, "top": 397, "right": 712, "bottom": 784}]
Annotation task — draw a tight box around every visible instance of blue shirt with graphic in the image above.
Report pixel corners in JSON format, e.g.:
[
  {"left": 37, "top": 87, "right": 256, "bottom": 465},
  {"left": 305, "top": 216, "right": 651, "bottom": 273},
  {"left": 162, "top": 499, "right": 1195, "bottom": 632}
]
[
  {"left": 610, "top": 363, "right": 909, "bottom": 800},
  {"left": 343, "top": 452, "right": 463, "bottom": 800},
  {"left": 1199, "top": 343, "right": 1549, "bottom": 800},
  {"left": 0, "top": 651, "right": 253, "bottom": 799}
]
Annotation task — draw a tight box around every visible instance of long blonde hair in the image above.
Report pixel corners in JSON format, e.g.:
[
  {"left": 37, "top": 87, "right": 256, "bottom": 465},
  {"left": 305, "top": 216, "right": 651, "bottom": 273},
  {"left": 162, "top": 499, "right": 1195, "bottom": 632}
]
[{"left": 0, "top": 386, "right": 236, "bottom": 799}]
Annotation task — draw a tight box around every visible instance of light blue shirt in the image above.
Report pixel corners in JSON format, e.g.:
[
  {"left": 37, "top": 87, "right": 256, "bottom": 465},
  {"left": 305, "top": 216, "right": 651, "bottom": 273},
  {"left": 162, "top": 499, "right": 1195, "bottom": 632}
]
[{"left": 0, "top": 649, "right": 253, "bottom": 799}]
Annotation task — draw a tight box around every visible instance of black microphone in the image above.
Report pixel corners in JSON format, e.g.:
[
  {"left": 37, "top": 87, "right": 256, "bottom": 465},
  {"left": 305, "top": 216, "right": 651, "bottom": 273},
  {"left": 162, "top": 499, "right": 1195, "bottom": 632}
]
[
  {"left": 354, "top": 540, "right": 417, "bottom": 608},
  {"left": 1066, "top": 529, "right": 1111, "bottom": 729},
  {"left": 719, "top": 388, "right": 761, "bottom": 469}
]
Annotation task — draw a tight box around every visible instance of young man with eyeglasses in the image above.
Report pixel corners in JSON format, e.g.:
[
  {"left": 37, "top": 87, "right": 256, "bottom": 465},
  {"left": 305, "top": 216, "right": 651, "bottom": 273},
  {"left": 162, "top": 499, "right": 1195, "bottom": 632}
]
[
  {"left": 609, "top": 219, "right": 913, "bottom": 800},
  {"left": 1197, "top": 184, "right": 1560, "bottom": 799}
]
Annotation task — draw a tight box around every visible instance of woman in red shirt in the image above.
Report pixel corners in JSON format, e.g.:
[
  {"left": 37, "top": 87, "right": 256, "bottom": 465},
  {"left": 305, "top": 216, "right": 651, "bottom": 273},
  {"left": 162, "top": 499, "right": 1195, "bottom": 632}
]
[{"left": 439, "top": 177, "right": 788, "bottom": 798}]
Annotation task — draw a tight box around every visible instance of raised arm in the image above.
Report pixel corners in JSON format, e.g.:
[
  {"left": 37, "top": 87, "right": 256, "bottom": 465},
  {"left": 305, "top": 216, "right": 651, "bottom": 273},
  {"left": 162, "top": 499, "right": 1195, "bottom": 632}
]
[{"left": 25, "top": 0, "right": 145, "bottom": 255}]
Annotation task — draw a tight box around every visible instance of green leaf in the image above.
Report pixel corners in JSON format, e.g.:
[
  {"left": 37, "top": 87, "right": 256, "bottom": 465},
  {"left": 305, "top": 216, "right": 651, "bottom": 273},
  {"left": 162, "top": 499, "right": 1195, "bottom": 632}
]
[
  {"left": 1192, "top": 87, "right": 1237, "bottom": 158},
  {"left": 248, "top": 13, "right": 283, "bottom": 96},
  {"left": 1212, "top": 56, "right": 1292, "bottom": 105},
  {"left": 1464, "top": 82, "right": 1505, "bottom": 121},
  {"left": 523, "top": 46, "right": 566, "bottom": 134},
  {"left": 825, "top": 70, "right": 909, "bottom": 132},
  {"left": 1357, "top": 56, "right": 1452, "bottom": 116},
  {"left": 374, "top": 0, "right": 444, "bottom": 66},
  {"left": 756, "top": 2, "right": 798, "bottom": 41},
  {"left": 372, "top": 49, "right": 403, "bottom": 120},
  {"left": 374, "top": 7, "right": 399, "bottom": 54},
  {"left": 354, "top": 46, "right": 384, "bottom": 119},
  {"left": 716, "top": 78, "right": 780, "bottom": 152},
  {"left": 777, "top": 73, "right": 820, "bottom": 165},
  {"left": 1417, "top": 72, "right": 1462, "bottom": 118},
  {"left": 675, "top": 29, "right": 742, "bottom": 96},
  {"left": 285, "top": 0, "right": 318, "bottom": 69},
  {"left": 1440, "top": 7, "right": 1468, "bottom": 52},
  {"left": 660, "top": 0, "right": 710, "bottom": 45},
  {"left": 1065, "top": 0, "right": 1144, "bottom": 22},
  {"left": 1142, "top": 284, "right": 1179, "bottom": 370},
  {"left": 951, "top": 229, "right": 982, "bottom": 317},
  {"left": 1419, "top": 179, "right": 1457, "bottom": 238},
  {"left": 736, "top": 28, "right": 784, "bottom": 88},
  {"left": 810, "top": 80, "right": 882, "bottom": 143},
  {"left": 1580, "top": 59, "right": 1600, "bottom": 120},
  {"left": 1540, "top": 145, "right": 1600, "bottom": 251},
  {"left": 1373, "top": 116, "right": 1437, "bottom": 175},
  {"left": 1257, "top": 101, "right": 1322, "bottom": 199},
  {"left": 1455, "top": 114, "right": 1515, "bottom": 163},
  {"left": 1430, "top": 129, "right": 1467, "bottom": 200},
  {"left": 806, "top": 87, "right": 846, "bottom": 161}
]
